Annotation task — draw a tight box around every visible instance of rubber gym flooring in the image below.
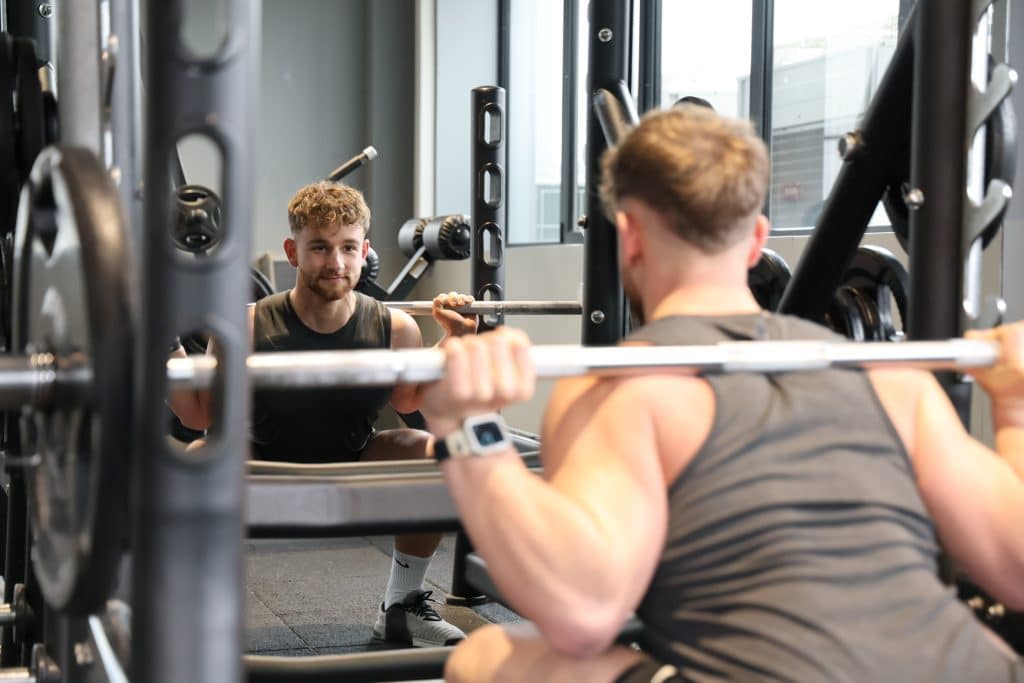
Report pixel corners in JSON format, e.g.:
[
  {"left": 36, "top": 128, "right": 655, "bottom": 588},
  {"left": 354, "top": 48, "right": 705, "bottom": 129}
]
[{"left": 245, "top": 533, "right": 518, "bottom": 655}]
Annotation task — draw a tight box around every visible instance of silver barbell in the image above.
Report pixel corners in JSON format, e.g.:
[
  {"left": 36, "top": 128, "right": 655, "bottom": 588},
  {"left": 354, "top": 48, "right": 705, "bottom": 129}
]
[
  {"left": 383, "top": 300, "right": 583, "bottom": 316},
  {"left": 0, "top": 338, "right": 1000, "bottom": 409}
]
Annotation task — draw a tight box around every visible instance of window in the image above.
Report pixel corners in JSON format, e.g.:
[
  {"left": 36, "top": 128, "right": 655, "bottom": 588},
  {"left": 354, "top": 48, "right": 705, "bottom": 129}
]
[
  {"left": 768, "top": 0, "right": 899, "bottom": 230},
  {"left": 506, "top": 0, "right": 566, "bottom": 244},
  {"left": 660, "top": 1, "right": 752, "bottom": 117}
]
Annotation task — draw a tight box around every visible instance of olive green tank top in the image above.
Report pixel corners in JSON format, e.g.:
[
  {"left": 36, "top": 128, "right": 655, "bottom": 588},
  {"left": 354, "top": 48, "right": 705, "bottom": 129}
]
[
  {"left": 251, "top": 290, "right": 392, "bottom": 462},
  {"left": 628, "top": 312, "right": 1022, "bottom": 682}
]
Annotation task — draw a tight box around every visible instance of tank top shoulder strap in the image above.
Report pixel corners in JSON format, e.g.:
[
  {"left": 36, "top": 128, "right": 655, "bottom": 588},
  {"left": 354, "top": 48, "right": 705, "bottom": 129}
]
[
  {"left": 252, "top": 291, "right": 292, "bottom": 351},
  {"left": 352, "top": 292, "right": 392, "bottom": 348}
]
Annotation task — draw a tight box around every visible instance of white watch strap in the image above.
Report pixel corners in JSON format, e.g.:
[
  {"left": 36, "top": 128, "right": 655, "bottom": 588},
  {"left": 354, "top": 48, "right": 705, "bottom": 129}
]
[{"left": 443, "top": 429, "right": 473, "bottom": 459}]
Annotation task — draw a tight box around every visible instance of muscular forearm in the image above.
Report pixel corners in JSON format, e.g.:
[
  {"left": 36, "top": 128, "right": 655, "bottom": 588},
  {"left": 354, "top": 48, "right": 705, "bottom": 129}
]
[{"left": 442, "top": 452, "right": 629, "bottom": 650}]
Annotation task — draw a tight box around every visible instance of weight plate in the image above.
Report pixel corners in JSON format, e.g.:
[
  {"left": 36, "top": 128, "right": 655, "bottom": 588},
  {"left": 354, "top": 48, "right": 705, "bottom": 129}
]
[
  {"left": 423, "top": 215, "right": 471, "bottom": 260},
  {"left": 357, "top": 246, "right": 380, "bottom": 290},
  {"left": 747, "top": 248, "right": 791, "bottom": 311},
  {"left": 825, "top": 286, "right": 867, "bottom": 342},
  {"left": 251, "top": 266, "right": 274, "bottom": 301},
  {"left": 397, "top": 217, "right": 428, "bottom": 257},
  {"left": 842, "top": 245, "right": 908, "bottom": 341},
  {"left": 12, "top": 147, "right": 134, "bottom": 615},
  {"left": 12, "top": 38, "right": 44, "bottom": 185},
  {"left": 174, "top": 184, "right": 222, "bottom": 254}
]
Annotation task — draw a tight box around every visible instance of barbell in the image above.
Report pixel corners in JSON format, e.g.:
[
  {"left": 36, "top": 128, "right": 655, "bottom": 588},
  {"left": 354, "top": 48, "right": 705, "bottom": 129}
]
[
  {"left": 0, "top": 145, "right": 1009, "bottom": 621},
  {"left": 383, "top": 300, "right": 583, "bottom": 316},
  {"left": 0, "top": 337, "right": 1001, "bottom": 408}
]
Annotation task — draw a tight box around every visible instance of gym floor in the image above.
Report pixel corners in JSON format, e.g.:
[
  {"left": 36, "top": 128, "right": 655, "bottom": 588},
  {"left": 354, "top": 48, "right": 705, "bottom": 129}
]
[{"left": 244, "top": 534, "right": 518, "bottom": 655}]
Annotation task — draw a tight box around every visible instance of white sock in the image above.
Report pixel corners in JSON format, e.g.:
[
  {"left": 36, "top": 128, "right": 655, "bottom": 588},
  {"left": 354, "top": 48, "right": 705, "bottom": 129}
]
[{"left": 384, "top": 549, "right": 432, "bottom": 609}]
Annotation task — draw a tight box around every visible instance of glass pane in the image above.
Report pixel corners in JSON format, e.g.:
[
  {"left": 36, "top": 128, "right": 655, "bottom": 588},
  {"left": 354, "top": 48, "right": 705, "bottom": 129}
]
[
  {"left": 507, "top": 0, "right": 564, "bottom": 244},
  {"left": 660, "top": 1, "right": 753, "bottom": 117},
  {"left": 769, "top": 0, "right": 899, "bottom": 230}
]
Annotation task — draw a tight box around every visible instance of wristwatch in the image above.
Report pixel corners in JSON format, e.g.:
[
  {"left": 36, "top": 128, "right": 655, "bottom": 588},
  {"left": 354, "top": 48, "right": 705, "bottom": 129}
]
[{"left": 433, "top": 413, "right": 512, "bottom": 461}]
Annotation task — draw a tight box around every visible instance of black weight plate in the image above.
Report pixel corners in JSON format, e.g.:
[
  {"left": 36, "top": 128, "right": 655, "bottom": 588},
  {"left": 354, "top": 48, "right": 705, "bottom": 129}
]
[
  {"left": 251, "top": 266, "right": 274, "bottom": 301},
  {"left": 12, "top": 147, "right": 133, "bottom": 615},
  {"left": 357, "top": 246, "right": 380, "bottom": 290},
  {"left": 747, "top": 248, "right": 791, "bottom": 311},
  {"left": 174, "top": 184, "right": 222, "bottom": 254},
  {"left": 825, "top": 286, "right": 867, "bottom": 341},
  {"left": 0, "top": 34, "right": 19, "bottom": 235},
  {"left": 842, "top": 245, "right": 908, "bottom": 338},
  {"left": 423, "top": 214, "right": 471, "bottom": 260},
  {"left": 12, "top": 38, "right": 43, "bottom": 185}
]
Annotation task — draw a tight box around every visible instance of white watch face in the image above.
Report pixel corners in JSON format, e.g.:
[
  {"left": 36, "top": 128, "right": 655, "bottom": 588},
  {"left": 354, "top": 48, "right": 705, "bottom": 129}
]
[{"left": 463, "top": 414, "right": 509, "bottom": 455}]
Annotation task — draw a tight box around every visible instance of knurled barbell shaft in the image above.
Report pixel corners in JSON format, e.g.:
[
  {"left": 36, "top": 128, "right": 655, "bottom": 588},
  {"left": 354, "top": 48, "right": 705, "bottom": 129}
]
[
  {"left": 0, "top": 339, "right": 1000, "bottom": 408},
  {"left": 383, "top": 301, "right": 583, "bottom": 316}
]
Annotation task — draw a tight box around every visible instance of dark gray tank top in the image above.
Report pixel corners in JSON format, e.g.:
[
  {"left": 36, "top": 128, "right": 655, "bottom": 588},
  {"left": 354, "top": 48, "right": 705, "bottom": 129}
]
[
  {"left": 628, "top": 312, "right": 1022, "bottom": 682},
  {"left": 251, "top": 290, "right": 392, "bottom": 462}
]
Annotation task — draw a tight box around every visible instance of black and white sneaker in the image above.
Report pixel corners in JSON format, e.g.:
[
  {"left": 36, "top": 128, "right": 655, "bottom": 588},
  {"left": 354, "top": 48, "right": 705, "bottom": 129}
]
[{"left": 372, "top": 590, "right": 466, "bottom": 647}]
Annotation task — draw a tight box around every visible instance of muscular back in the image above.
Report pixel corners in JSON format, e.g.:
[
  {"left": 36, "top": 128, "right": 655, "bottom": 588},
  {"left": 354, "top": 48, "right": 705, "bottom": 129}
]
[{"left": 628, "top": 312, "right": 1021, "bottom": 682}]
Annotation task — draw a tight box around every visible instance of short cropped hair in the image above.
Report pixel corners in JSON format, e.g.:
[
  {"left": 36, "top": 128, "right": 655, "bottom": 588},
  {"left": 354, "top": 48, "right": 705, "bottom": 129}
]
[
  {"left": 287, "top": 181, "right": 371, "bottom": 235},
  {"left": 599, "top": 106, "right": 769, "bottom": 252}
]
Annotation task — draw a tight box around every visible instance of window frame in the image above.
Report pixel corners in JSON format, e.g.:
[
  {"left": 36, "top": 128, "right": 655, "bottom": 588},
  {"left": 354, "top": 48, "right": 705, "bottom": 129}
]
[{"left": 500, "top": 0, "right": 909, "bottom": 244}]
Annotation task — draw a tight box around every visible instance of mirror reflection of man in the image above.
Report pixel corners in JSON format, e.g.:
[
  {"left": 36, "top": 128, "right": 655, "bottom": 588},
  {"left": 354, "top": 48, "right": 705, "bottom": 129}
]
[{"left": 170, "top": 181, "right": 477, "bottom": 647}]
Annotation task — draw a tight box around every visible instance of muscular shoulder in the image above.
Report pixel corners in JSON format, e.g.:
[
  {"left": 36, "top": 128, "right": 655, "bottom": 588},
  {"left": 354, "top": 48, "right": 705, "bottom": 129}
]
[
  {"left": 389, "top": 308, "right": 422, "bottom": 349},
  {"left": 867, "top": 367, "right": 937, "bottom": 458},
  {"left": 543, "top": 373, "right": 714, "bottom": 483}
]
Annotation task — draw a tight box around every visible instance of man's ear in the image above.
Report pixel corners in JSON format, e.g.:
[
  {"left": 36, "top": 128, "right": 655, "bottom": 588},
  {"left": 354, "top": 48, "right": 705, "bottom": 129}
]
[
  {"left": 616, "top": 209, "right": 642, "bottom": 267},
  {"left": 745, "top": 214, "right": 771, "bottom": 269},
  {"left": 283, "top": 237, "right": 298, "bottom": 267},
  {"left": 362, "top": 238, "right": 370, "bottom": 259}
]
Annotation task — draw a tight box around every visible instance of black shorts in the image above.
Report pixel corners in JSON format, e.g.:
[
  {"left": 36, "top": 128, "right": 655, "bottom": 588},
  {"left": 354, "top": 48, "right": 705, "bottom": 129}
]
[{"left": 248, "top": 428, "right": 375, "bottom": 463}]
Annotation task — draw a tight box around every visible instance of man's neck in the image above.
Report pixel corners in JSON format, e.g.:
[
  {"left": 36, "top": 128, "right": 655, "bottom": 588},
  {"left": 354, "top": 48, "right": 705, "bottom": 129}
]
[
  {"left": 288, "top": 286, "right": 357, "bottom": 333},
  {"left": 644, "top": 282, "right": 761, "bottom": 322}
]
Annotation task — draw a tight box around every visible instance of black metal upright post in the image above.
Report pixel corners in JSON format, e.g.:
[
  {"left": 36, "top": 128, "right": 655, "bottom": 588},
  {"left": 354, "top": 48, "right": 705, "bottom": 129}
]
[
  {"left": 778, "top": 12, "right": 916, "bottom": 320},
  {"left": 908, "top": 0, "right": 971, "bottom": 339},
  {"left": 637, "top": 0, "right": 661, "bottom": 113},
  {"left": 470, "top": 86, "right": 508, "bottom": 333},
  {"left": 5, "top": 1, "right": 52, "bottom": 61},
  {"left": 907, "top": 0, "right": 972, "bottom": 416},
  {"left": 582, "top": 0, "right": 630, "bottom": 345},
  {"left": 135, "top": 3, "right": 256, "bottom": 682},
  {"left": 749, "top": 0, "right": 774, "bottom": 146},
  {"left": 449, "top": 87, "right": 509, "bottom": 606}
]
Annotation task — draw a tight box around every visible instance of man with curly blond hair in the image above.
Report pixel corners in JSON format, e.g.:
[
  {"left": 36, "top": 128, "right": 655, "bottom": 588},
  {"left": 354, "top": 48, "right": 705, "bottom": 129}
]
[{"left": 171, "top": 180, "right": 474, "bottom": 647}]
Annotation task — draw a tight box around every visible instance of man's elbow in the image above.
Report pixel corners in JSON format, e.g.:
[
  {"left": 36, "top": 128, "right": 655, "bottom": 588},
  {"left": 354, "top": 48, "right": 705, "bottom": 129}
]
[
  {"left": 996, "top": 558, "right": 1024, "bottom": 610},
  {"left": 535, "top": 603, "right": 623, "bottom": 657}
]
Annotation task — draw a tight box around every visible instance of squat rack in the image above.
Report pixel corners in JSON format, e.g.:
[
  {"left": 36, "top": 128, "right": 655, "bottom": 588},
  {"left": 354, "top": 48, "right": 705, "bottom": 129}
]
[{"left": 0, "top": 0, "right": 1012, "bottom": 681}]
